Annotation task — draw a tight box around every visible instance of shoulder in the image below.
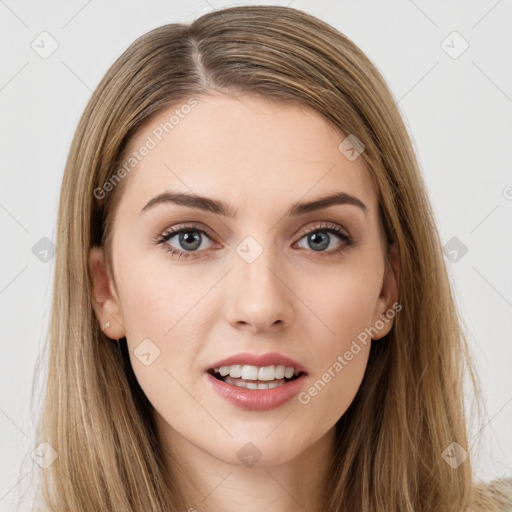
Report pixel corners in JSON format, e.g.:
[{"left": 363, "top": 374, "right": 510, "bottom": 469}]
[{"left": 468, "top": 476, "right": 512, "bottom": 512}]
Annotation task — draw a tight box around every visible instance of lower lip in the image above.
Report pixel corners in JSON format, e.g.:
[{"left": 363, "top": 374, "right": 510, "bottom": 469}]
[{"left": 204, "top": 372, "right": 308, "bottom": 411}]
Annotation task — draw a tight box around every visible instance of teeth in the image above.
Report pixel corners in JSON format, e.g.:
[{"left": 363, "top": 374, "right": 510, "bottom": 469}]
[
  {"left": 258, "top": 366, "right": 274, "bottom": 381},
  {"left": 229, "top": 365, "right": 242, "bottom": 378},
  {"left": 241, "top": 365, "right": 259, "bottom": 380},
  {"left": 274, "top": 366, "right": 285, "bottom": 379},
  {"left": 224, "top": 376, "right": 286, "bottom": 389},
  {"left": 214, "top": 364, "right": 301, "bottom": 381},
  {"left": 218, "top": 366, "right": 231, "bottom": 377}
]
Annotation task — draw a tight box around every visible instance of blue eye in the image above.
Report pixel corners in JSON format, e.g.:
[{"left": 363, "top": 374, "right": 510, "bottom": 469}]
[
  {"left": 154, "top": 225, "right": 215, "bottom": 259},
  {"left": 154, "top": 222, "right": 354, "bottom": 260},
  {"left": 296, "top": 224, "right": 353, "bottom": 253}
]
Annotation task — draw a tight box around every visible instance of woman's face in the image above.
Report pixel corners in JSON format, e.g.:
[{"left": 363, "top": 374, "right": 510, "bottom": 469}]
[{"left": 89, "top": 92, "right": 398, "bottom": 468}]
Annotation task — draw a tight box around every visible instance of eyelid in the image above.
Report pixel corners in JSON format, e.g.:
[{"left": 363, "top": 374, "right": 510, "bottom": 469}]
[
  {"left": 153, "top": 222, "right": 218, "bottom": 243},
  {"left": 299, "top": 222, "right": 351, "bottom": 240},
  {"left": 154, "top": 221, "right": 354, "bottom": 258}
]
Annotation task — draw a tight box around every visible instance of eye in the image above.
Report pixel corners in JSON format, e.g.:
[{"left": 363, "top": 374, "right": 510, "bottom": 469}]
[
  {"left": 294, "top": 222, "right": 354, "bottom": 255},
  {"left": 154, "top": 224, "right": 216, "bottom": 260},
  {"left": 153, "top": 222, "right": 354, "bottom": 260}
]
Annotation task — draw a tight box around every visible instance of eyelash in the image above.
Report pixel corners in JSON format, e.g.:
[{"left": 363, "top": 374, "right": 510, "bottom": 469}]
[{"left": 153, "top": 222, "right": 355, "bottom": 260}]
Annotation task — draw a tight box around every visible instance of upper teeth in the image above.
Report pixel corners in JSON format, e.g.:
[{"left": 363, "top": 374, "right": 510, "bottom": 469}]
[{"left": 214, "top": 365, "right": 299, "bottom": 381}]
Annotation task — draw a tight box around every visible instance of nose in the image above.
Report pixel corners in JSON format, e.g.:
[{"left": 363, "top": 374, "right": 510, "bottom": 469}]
[{"left": 223, "top": 248, "right": 294, "bottom": 333}]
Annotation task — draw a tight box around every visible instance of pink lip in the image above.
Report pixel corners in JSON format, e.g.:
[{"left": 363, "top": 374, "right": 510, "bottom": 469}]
[
  {"left": 204, "top": 352, "right": 309, "bottom": 411},
  {"left": 206, "top": 352, "right": 308, "bottom": 373},
  {"left": 204, "top": 372, "right": 308, "bottom": 411}
]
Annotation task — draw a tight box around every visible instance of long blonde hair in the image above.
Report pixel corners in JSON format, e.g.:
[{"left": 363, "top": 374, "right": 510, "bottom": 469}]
[{"left": 24, "top": 5, "right": 511, "bottom": 511}]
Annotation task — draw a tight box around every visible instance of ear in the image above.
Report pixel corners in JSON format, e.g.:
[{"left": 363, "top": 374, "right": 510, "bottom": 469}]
[
  {"left": 88, "top": 246, "right": 126, "bottom": 340},
  {"left": 372, "top": 240, "right": 400, "bottom": 340}
]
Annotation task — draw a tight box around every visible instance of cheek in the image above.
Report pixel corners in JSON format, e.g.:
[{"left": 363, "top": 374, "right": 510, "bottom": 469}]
[
  {"left": 299, "top": 340, "right": 370, "bottom": 431},
  {"left": 298, "top": 288, "right": 374, "bottom": 426},
  {"left": 113, "top": 259, "right": 211, "bottom": 407},
  {"left": 116, "top": 256, "right": 209, "bottom": 336},
  {"left": 298, "top": 258, "right": 383, "bottom": 346},
  {"left": 294, "top": 265, "right": 380, "bottom": 417},
  {"left": 326, "top": 283, "right": 379, "bottom": 344}
]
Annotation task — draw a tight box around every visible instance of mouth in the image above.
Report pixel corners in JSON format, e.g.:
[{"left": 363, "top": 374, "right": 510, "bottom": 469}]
[
  {"left": 203, "top": 353, "right": 309, "bottom": 410},
  {"left": 206, "top": 365, "right": 306, "bottom": 390}
]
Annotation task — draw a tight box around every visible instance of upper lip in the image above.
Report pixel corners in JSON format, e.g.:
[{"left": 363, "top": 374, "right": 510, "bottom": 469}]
[{"left": 207, "top": 352, "right": 308, "bottom": 374}]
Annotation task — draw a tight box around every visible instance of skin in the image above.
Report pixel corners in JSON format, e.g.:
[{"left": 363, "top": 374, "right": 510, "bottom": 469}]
[{"left": 89, "top": 92, "right": 399, "bottom": 512}]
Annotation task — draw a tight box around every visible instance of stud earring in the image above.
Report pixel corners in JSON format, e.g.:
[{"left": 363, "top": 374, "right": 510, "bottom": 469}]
[{"left": 104, "top": 320, "right": 111, "bottom": 328}]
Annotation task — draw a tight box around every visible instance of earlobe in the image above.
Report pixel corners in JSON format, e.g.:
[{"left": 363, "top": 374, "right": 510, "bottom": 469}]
[{"left": 88, "top": 246, "right": 126, "bottom": 340}]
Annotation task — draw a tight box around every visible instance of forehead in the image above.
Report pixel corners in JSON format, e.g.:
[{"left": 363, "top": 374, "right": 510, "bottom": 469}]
[{"left": 118, "top": 93, "right": 377, "bottom": 217}]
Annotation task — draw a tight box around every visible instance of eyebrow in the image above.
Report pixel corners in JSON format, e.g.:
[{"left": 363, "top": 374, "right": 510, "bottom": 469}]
[{"left": 139, "top": 190, "right": 368, "bottom": 218}]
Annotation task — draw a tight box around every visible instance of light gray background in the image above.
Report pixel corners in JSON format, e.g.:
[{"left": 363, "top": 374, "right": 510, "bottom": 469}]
[{"left": 1, "top": 1, "right": 511, "bottom": 510}]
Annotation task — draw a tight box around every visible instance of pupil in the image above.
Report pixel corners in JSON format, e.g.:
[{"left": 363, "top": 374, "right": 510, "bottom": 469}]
[
  {"left": 180, "top": 232, "right": 201, "bottom": 251},
  {"left": 309, "top": 232, "right": 329, "bottom": 251}
]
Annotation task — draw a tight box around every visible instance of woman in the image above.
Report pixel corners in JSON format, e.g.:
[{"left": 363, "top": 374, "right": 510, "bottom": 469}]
[{"left": 29, "top": 5, "right": 511, "bottom": 511}]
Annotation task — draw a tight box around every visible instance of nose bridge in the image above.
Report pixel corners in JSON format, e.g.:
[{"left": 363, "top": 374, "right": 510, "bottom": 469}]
[{"left": 224, "top": 234, "right": 293, "bottom": 330}]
